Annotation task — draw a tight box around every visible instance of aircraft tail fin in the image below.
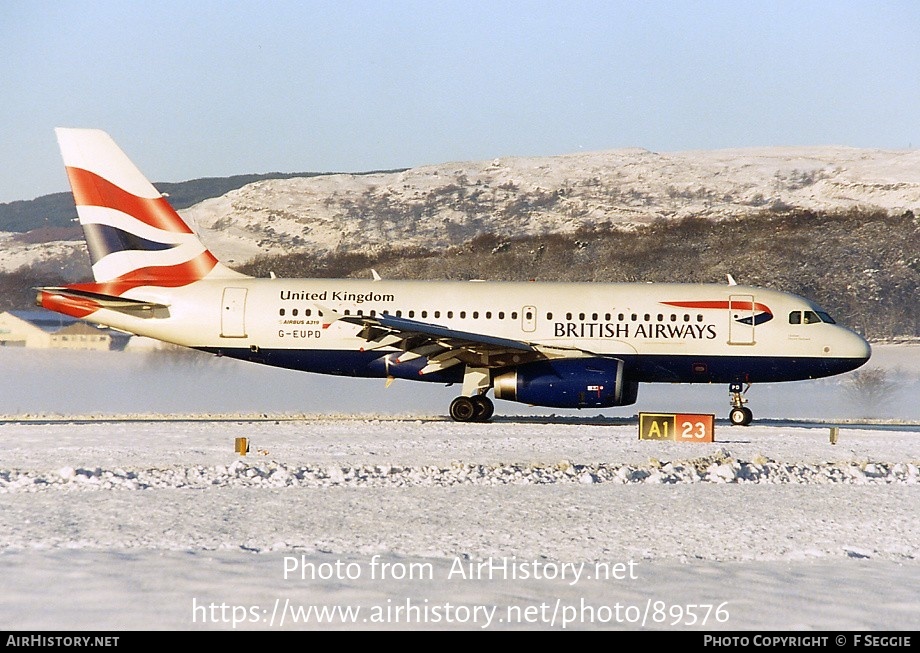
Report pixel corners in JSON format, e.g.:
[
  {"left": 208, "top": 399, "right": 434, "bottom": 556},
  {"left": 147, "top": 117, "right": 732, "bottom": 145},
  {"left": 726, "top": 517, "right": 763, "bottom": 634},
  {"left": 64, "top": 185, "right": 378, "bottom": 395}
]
[{"left": 54, "top": 128, "right": 248, "bottom": 290}]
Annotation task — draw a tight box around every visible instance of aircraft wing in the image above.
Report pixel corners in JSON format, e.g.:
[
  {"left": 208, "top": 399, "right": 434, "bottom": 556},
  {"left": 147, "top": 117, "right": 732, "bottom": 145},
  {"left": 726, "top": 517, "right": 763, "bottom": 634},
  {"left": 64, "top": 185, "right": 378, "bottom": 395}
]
[{"left": 332, "top": 311, "right": 592, "bottom": 375}]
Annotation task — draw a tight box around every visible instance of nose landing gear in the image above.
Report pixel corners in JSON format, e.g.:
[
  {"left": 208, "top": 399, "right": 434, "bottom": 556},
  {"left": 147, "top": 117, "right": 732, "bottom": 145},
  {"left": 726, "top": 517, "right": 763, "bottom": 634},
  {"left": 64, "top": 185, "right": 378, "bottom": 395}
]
[{"left": 728, "top": 381, "right": 753, "bottom": 426}]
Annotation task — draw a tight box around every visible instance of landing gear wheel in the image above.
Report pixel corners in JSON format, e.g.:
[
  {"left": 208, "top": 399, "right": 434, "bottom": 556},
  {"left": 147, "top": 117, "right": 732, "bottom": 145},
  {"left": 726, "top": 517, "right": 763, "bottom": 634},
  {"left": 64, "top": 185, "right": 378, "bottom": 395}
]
[
  {"left": 729, "top": 406, "right": 753, "bottom": 426},
  {"left": 449, "top": 396, "right": 477, "bottom": 422},
  {"left": 728, "top": 381, "right": 753, "bottom": 426},
  {"left": 471, "top": 395, "right": 494, "bottom": 422}
]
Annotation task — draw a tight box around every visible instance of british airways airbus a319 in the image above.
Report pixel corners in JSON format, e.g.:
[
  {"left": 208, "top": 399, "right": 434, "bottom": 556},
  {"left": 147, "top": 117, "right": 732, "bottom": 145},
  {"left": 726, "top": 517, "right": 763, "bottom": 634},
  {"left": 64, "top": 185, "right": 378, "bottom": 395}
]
[{"left": 37, "top": 129, "right": 871, "bottom": 425}]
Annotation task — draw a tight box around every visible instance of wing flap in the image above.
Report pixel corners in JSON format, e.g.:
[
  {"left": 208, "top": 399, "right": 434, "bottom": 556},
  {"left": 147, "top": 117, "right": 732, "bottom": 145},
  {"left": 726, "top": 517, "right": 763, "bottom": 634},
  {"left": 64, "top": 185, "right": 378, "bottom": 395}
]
[
  {"left": 340, "top": 312, "right": 536, "bottom": 353},
  {"left": 326, "top": 310, "right": 543, "bottom": 369},
  {"left": 326, "top": 310, "right": 605, "bottom": 372},
  {"left": 420, "top": 357, "right": 464, "bottom": 375}
]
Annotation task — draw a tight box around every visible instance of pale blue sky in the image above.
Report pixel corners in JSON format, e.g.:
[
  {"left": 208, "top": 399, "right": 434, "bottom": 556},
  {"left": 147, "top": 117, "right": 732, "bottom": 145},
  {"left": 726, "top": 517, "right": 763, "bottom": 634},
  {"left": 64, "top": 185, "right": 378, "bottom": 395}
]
[{"left": 2, "top": 0, "right": 919, "bottom": 203}]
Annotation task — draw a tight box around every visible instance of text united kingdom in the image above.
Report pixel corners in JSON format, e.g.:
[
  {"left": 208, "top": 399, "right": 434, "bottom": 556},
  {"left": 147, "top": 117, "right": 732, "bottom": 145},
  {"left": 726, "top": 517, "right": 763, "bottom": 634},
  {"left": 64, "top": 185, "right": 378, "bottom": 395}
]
[{"left": 279, "top": 290, "right": 395, "bottom": 304}]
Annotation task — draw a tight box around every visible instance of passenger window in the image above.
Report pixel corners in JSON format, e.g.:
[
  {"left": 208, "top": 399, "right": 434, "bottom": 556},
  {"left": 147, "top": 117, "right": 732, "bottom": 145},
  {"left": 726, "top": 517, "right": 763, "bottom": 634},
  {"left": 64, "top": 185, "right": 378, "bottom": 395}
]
[
  {"left": 486, "top": 311, "right": 492, "bottom": 319},
  {"left": 592, "top": 313, "right": 598, "bottom": 321},
  {"left": 789, "top": 311, "right": 801, "bottom": 325},
  {"left": 292, "top": 309, "right": 298, "bottom": 317},
  {"left": 544, "top": 312, "right": 550, "bottom": 320},
  {"left": 279, "top": 309, "right": 285, "bottom": 316},
  {"left": 434, "top": 311, "right": 440, "bottom": 318},
  {"left": 566, "top": 312, "right": 573, "bottom": 320},
  {"left": 447, "top": 311, "right": 453, "bottom": 318},
  {"left": 305, "top": 309, "right": 312, "bottom": 316}
]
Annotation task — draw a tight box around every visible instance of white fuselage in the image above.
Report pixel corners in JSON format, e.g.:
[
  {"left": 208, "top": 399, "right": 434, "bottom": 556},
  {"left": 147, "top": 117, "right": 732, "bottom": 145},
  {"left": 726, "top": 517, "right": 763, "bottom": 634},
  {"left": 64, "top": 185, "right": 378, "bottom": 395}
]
[{"left": 74, "top": 278, "right": 871, "bottom": 386}]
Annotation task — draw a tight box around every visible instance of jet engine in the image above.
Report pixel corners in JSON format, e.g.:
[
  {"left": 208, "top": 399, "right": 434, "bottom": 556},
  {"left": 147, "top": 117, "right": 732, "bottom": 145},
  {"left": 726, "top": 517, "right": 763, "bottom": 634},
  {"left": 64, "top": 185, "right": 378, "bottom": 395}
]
[{"left": 493, "top": 358, "right": 638, "bottom": 409}]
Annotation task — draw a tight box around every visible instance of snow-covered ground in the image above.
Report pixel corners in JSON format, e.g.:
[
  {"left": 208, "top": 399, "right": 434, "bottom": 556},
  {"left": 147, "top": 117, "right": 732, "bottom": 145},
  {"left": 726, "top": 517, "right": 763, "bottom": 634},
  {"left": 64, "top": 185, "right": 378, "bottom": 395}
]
[{"left": 0, "top": 345, "right": 918, "bottom": 631}]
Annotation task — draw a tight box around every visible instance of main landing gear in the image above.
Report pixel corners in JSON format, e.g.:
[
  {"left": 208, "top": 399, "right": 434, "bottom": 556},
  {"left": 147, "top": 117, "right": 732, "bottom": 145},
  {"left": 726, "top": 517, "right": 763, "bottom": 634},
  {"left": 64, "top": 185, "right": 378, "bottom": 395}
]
[
  {"left": 449, "top": 365, "right": 495, "bottom": 422},
  {"left": 449, "top": 394, "right": 494, "bottom": 422},
  {"left": 728, "top": 381, "right": 753, "bottom": 426}
]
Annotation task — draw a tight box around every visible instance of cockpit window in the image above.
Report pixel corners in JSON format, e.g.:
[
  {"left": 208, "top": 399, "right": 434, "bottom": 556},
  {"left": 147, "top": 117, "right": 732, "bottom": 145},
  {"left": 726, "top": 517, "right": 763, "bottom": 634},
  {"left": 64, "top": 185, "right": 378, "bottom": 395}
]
[{"left": 789, "top": 310, "right": 837, "bottom": 325}]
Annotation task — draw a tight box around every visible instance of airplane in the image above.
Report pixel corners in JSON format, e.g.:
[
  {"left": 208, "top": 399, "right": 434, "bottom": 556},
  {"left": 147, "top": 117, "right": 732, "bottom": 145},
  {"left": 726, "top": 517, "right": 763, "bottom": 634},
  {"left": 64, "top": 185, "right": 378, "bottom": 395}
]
[{"left": 36, "top": 128, "right": 871, "bottom": 425}]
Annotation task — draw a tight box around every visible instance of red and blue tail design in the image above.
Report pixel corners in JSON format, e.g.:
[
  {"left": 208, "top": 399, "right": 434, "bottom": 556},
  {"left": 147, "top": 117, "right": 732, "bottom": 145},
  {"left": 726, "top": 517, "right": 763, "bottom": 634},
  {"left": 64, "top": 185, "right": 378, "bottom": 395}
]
[
  {"left": 38, "top": 129, "right": 247, "bottom": 318},
  {"left": 55, "top": 128, "right": 245, "bottom": 289}
]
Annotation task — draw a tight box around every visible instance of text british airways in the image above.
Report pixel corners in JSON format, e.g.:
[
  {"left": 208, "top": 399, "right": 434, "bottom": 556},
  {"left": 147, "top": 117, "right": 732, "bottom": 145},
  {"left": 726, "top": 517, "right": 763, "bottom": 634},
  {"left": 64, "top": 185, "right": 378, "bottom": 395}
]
[{"left": 554, "top": 322, "right": 717, "bottom": 339}]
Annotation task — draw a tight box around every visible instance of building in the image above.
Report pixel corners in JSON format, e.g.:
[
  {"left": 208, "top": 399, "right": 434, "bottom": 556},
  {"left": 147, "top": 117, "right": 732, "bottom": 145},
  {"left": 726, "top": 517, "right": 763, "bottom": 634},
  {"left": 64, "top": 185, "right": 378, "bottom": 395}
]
[
  {"left": 0, "top": 310, "right": 129, "bottom": 350},
  {"left": 49, "top": 320, "right": 112, "bottom": 351},
  {"left": 0, "top": 310, "right": 75, "bottom": 348}
]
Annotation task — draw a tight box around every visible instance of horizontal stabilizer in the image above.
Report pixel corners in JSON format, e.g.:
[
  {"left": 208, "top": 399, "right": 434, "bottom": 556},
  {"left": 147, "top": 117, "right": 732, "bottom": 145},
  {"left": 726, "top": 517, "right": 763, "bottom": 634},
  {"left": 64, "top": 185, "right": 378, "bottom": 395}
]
[{"left": 36, "top": 286, "right": 169, "bottom": 319}]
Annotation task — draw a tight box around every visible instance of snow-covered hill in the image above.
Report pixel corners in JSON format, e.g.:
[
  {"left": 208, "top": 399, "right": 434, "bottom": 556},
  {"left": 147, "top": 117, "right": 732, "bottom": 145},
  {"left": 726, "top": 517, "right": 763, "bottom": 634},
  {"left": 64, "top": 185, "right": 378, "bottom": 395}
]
[{"left": 2, "top": 145, "right": 919, "bottom": 272}]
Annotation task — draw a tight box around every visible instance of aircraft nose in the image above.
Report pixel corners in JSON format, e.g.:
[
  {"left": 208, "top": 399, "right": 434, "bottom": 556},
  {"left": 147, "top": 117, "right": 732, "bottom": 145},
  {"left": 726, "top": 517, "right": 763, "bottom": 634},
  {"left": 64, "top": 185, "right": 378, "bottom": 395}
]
[
  {"left": 852, "top": 331, "right": 871, "bottom": 361},
  {"left": 839, "top": 328, "right": 871, "bottom": 369}
]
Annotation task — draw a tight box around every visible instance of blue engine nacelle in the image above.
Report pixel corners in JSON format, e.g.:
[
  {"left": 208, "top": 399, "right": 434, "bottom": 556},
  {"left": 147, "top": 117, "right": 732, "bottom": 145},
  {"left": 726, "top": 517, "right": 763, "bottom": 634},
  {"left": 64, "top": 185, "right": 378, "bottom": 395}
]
[{"left": 492, "top": 358, "right": 639, "bottom": 409}]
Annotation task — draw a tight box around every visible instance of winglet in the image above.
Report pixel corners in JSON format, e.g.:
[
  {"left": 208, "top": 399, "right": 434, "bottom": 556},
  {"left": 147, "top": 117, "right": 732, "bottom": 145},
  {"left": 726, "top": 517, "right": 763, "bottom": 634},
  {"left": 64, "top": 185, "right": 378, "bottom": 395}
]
[
  {"left": 726, "top": 274, "right": 738, "bottom": 286},
  {"left": 315, "top": 304, "right": 340, "bottom": 329}
]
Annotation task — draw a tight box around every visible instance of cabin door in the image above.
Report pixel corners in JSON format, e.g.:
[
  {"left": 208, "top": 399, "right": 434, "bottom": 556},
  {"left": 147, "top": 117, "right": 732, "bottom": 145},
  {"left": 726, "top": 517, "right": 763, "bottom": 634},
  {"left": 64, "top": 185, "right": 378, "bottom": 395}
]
[
  {"left": 221, "top": 287, "right": 248, "bottom": 338},
  {"left": 728, "top": 294, "right": 755, "bottom": 345}
]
